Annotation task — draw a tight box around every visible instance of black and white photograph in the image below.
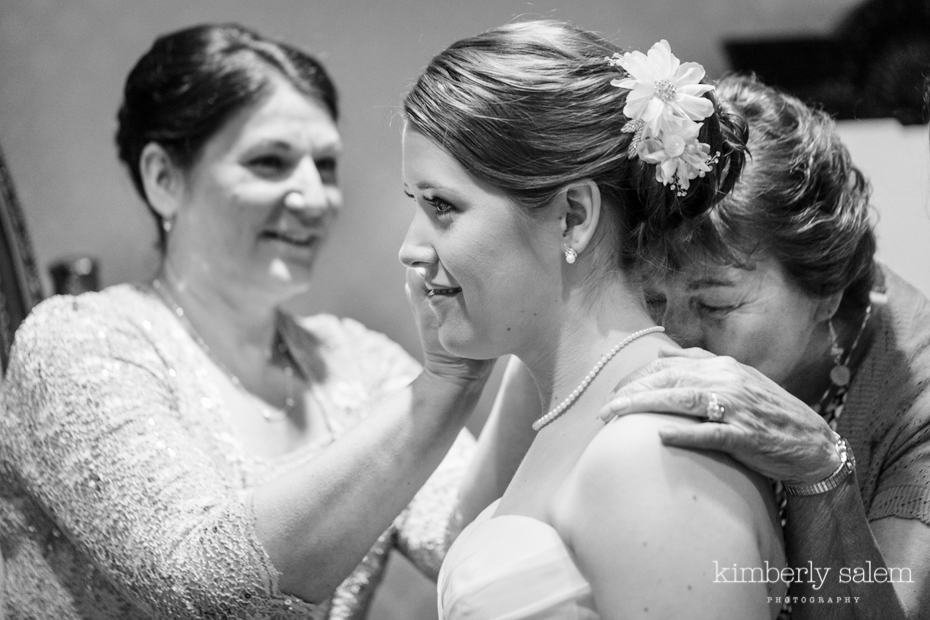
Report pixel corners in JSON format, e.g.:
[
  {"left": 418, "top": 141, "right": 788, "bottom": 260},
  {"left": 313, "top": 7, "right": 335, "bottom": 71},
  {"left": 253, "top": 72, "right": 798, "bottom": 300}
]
[{"left": 1, "top": 1, "right": 929, "bottom": 618}]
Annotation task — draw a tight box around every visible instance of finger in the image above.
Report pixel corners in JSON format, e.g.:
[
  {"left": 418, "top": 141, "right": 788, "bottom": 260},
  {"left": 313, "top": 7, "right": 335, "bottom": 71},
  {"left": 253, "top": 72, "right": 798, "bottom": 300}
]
[
  {"left": 612, "top": 357, "right": 681, "bottom": 391},
  {"left": 657, "top": 345, "right": 715, "bottom": 360},
  {"left": 612, "top": 362, "right": 700, "bottom": 396},
  {"left": 598, "top": 387, "right": 711, "bottom": 422},
  {"left": 658, "top": 423, "right": 741, "bottom": 452},
  {"left": 404, "top": 268, "right": 430, "bottom": 306}
]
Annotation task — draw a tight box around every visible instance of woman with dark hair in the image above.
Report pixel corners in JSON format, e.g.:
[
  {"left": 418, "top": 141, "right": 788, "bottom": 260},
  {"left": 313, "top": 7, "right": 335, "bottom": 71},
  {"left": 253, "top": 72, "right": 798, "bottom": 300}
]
[
  {"left": 600, "top": 74, "right": 930, "bottom": 619},
  {"left": 400, "top": 21, "right": 785, "bottom": 619},
  {"left": 0, "top": 23, "right": 505, "bottom": 619}
]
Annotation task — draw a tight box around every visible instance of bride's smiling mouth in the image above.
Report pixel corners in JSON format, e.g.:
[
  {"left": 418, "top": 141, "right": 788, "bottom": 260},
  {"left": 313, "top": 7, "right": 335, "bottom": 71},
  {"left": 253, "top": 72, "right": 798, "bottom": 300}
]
[{"left": 426, "top": 286, "right": 463, "bottom": 298}]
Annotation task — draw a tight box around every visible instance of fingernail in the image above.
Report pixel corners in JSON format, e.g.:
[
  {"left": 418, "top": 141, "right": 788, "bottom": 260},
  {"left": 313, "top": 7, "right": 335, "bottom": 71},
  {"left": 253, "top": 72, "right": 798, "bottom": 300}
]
[
  {"left": 597, "top": 397, "right": 630, "bottom": 421},
  {"left": 611, "top": 396, "right": 631, "bottom": 411},
  {"left": 657, "top": 427, "right": 678, "bottom": 443}
]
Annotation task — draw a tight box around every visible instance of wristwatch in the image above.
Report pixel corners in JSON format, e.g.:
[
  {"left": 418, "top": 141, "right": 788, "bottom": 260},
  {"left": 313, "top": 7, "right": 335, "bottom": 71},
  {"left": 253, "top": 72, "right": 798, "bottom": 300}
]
[{"left": 783, "top": 436, "right": 856, "bottom": 496}]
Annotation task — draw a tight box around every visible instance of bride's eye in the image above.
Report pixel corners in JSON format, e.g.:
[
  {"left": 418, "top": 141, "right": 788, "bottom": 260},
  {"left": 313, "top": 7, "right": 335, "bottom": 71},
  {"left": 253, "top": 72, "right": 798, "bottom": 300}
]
[{"left": 425, "top": 196, "right": 456, "bottom": 218}]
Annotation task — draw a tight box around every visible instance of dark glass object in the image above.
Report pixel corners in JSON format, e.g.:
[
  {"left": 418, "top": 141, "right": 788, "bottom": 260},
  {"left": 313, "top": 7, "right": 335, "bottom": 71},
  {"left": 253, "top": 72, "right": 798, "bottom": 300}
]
[{"left": 49, "top": 256, "right": 99, "bottom": 295}]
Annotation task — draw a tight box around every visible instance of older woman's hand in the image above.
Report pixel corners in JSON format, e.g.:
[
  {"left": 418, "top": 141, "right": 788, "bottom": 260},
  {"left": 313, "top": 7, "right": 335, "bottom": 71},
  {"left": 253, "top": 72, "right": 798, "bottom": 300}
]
[
  {"left": 599, "top": 347, "right": 841, "bottom": 484},
  {"left": 405, "top": 268, "right": 494, "bottom": 384}
]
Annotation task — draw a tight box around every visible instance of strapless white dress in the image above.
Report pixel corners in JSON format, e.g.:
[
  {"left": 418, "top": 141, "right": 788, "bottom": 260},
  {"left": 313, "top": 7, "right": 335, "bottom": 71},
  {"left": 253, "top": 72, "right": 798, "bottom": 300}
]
[{"left": 437, "top": 499, "right": 599, "bottom": 619}]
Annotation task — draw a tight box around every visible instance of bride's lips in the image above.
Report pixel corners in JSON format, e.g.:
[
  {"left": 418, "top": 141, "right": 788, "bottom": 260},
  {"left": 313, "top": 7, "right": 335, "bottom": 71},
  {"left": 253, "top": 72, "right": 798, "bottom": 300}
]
[{"left": 426, "top": 285, "right": 462, "bottom": 298}]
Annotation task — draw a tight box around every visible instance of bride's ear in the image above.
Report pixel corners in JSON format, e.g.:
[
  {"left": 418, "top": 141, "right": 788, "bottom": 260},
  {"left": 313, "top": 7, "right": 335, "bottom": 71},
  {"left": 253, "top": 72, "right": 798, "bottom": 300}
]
[{"left": 558, "top": 179, "right": 601, "bottom": 256}]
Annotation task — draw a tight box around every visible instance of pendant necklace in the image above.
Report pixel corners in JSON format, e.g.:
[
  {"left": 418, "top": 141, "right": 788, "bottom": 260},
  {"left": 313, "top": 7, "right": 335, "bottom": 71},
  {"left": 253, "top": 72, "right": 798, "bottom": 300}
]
[
  {"left": 151, "top": 278, "right": 295, "bottom": 423},
  {"left": 814, "top": 303, "right": 872, "bottom": 423}
]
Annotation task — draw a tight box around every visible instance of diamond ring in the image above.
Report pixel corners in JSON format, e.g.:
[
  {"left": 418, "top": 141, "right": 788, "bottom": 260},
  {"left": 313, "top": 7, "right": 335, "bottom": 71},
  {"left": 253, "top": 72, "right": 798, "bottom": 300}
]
[{"left": 705, "top": 392, "right": 725, "bottom": 423}]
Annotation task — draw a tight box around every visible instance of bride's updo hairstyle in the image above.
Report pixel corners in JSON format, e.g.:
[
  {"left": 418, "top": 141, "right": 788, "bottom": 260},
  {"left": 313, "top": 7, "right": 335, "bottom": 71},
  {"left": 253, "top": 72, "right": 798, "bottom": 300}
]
[{"left": 403, "top": 20, "right": 748, "bottom": 271}]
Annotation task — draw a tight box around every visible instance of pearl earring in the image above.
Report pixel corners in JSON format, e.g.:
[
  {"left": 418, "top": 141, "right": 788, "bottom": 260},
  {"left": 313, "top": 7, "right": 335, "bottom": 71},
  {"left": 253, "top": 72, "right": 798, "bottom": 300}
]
[
  {"left": 563, "top": 246, "right": 577, "bottom": 264},
  {"left": 162, "top": 217, "right": 173, "bottom": 233}
]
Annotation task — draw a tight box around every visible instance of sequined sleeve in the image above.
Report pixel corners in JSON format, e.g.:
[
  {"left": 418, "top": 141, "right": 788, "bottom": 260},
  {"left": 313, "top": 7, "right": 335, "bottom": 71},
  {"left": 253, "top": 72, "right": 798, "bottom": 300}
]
[
  {"left": 393, "top": 430, "right": 475, "bottom": 580},
  {"left": 0, "top": 295, "right": 307, "bottom": 617},
  {"left": 332, "top": 319, "right": 477, "bottom": 579}
]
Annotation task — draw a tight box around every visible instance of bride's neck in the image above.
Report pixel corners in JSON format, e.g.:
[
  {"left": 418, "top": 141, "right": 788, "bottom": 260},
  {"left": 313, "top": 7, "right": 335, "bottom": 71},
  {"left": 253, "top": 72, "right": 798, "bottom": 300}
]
[{"left": 519, "top": 285, "right": 657, "bottom": 414}]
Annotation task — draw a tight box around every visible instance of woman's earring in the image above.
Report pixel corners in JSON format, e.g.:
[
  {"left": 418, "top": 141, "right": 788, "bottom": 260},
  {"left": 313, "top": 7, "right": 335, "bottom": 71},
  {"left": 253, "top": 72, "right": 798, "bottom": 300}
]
[
  {"left": 162, "top": 217, "right": 174, "bottom": 234},
  {"left": 828, "top": 320, "right": 851, "bottom": 387},
  {"left": 563, "top": 246, "right": 577, "bottom": 265}
]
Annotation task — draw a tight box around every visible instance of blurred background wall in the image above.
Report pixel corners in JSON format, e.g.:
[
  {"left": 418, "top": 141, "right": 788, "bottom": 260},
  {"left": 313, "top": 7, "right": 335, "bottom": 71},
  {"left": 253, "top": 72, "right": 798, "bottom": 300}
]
[{"left": 1, "top": 1, "right": 927, "bottom": 618}]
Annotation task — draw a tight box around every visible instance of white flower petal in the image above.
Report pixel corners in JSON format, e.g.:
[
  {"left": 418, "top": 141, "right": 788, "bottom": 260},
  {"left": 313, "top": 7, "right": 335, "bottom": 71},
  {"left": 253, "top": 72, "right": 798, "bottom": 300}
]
[
  {"left": 658, "top": 159, "right": 678, "bottom": 184},
  {"left": 679, "top": 83, "right": 715, "bottom": 97},
  {"left": 637, "top": 138, "right": 665, "bottom": 162},
  {"left": 619, "top": 51, "right": 651, "bottom": 80},
  {"left": 623, "top": 90, "right": 652, "bottom": 119},
  {"left": 674, "top": 62, "right": 707, "bottom": 86},
  {"left": 611, "top": 77, "right": 638, "bottom": 89},
  {"left": 677, "top": 96, "right": 715, "bottom": 120},
  {"left": 648, "top": 40, "right": 678, "bottom": 77},
  {"left": 646, "top": 39, "right": 678, "bottom": 80},
  {"left": 641, "top": 99, "right": 667, "bottom": 132}
]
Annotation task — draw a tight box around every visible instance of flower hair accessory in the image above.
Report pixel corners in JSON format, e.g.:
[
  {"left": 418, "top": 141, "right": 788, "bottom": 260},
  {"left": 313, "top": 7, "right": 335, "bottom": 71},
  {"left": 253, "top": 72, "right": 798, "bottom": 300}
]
[{"left": 606, "top": 40, "right": 720, "bottom": 196}]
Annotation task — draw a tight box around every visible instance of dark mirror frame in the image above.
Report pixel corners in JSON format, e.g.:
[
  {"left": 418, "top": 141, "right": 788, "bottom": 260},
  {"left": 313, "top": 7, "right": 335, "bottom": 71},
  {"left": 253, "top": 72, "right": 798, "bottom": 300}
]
[{"left": 0, "top": 143, "right": 43, "bottom": 374}]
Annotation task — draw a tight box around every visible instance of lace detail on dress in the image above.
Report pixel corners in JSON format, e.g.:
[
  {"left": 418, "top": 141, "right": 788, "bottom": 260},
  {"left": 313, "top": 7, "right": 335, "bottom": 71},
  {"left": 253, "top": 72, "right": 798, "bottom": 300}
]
[{"left": 0, "top": 285, "right": 471, "bottom": 619}]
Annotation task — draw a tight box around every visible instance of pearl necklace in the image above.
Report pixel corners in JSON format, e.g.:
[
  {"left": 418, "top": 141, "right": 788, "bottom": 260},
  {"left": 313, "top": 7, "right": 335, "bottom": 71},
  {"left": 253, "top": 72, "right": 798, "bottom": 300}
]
[
  {"left": 532, "top": 325, "right": 665, "bottom": 432},
  {"left": 151, "top": 278, "right": 295, "bottom": 423}
]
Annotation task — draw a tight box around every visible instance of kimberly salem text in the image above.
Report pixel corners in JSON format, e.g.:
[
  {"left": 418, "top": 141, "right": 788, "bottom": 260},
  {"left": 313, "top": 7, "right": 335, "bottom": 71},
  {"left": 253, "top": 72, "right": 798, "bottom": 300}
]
[{"left": 712, "top": 561, "right": 914, "bottom": 591}]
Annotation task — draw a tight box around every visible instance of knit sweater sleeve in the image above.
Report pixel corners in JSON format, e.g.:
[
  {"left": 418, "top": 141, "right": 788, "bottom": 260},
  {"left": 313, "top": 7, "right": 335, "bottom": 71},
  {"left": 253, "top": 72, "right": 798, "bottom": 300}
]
[{"left": 850, "top": 268, "right": 930, "bottom": 527}]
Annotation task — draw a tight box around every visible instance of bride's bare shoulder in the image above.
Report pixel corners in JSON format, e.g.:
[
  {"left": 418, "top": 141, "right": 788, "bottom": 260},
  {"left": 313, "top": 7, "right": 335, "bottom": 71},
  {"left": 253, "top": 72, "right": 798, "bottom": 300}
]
[{"left": 554, "top": 412, "right": 774, "bottom": 539}]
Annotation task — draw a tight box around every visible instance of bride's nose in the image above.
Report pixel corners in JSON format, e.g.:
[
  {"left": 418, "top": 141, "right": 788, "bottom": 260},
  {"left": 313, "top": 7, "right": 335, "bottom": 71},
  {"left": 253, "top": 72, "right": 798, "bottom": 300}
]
[{"left": 398, "top": 208, "right": 437, "bottom": 271}]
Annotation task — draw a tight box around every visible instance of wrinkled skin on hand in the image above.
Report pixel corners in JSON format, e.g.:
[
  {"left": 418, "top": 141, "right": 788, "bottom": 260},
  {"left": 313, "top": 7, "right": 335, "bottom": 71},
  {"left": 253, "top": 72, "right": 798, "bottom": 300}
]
[{"left": 600, "top": 346, "right": 840, "bottom": 484}]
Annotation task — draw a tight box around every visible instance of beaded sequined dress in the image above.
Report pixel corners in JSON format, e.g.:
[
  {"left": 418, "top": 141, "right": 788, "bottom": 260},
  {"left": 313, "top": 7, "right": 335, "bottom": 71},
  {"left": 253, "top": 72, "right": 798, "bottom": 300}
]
[{"left": 0, "top": 284, "right": 470, "bottom": 619}]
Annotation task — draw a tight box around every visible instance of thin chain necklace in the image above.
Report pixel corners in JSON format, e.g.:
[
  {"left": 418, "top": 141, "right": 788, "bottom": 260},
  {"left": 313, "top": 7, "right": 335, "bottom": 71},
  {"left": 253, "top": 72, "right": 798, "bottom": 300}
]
[
  {"left": 151, "top": 278, "right": 295, "bottom": 423},
  {"left": 813, "top": 303, "right": 872, "bottom": 423},
  {"left": 532, "top": 326, "right": 665, "bottom": 432}
]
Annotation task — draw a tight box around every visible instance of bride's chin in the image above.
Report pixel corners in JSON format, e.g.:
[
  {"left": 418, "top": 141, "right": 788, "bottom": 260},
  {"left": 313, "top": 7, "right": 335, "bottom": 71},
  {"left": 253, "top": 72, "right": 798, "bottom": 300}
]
[{"left": 439, "top": 330, "right": 503, "bottom": 362}]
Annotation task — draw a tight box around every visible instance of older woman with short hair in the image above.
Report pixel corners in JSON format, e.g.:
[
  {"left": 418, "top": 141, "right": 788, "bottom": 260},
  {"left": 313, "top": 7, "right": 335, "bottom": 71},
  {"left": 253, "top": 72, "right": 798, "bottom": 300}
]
[{"left": 600, "top": 73, "right": 930, "bottom": 619}]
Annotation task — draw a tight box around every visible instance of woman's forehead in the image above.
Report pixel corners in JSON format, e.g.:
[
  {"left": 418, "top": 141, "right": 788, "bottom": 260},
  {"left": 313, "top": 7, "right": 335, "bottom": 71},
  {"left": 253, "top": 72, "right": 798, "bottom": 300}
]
[{"left": 650, "top": 256, "right": 771, "bottom": 291}]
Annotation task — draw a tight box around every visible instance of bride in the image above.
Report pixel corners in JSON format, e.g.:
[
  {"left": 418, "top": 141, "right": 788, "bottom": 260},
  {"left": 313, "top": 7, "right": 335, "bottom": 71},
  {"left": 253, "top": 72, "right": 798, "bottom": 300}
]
[{"left": 399, "top": 20, "right": 786, "bottom": 620}]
